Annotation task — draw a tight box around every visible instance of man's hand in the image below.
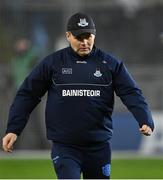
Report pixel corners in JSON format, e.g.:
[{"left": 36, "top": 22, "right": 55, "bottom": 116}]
[
  {"left": 2, "top": 133, "right": 17, "bottom": 152},
  {"left": 139, "top": 124, "right": 152, "bottom": 136}
]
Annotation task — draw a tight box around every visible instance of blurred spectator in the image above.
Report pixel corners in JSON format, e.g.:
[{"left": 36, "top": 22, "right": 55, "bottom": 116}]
[
  {"left": 31, "top": 13, "right": 49, "bottom": 58},
  {"left": 160, "top": 32, "right": 163, "bottom": 44},
  {"left": 115, "top": 0, "right": 142, "bottom": 17},
  {"left": 11, "top": 38, "right": 38, "bottom": 90}
]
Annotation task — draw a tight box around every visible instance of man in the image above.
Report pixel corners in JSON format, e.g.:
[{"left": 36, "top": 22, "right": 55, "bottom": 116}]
[{"left": 2, "top": 12, "right": 154, "bottom": 179}]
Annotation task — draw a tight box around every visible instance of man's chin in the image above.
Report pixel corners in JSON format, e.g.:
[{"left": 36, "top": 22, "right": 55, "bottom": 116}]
[{"left": 78, "top": 50, "right": 91, "bottom": 57}]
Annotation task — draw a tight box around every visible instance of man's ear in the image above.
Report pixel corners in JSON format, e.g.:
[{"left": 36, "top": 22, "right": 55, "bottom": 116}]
[{"left": 65, "top": 32, "right": 71, "bottom": 41}]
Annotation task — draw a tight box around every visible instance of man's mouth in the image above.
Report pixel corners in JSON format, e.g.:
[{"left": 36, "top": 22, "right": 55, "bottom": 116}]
[{"left": 79, "top": 47, "right": 90, "bottom": 51}]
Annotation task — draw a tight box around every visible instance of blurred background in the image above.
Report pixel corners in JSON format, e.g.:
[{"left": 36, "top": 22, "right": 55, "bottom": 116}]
[{"left": 0, "top": 0, "right": 163, "bottom": 177}]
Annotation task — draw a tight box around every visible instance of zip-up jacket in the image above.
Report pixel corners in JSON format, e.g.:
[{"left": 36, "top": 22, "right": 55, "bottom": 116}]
[{"left": 6, "top": 46, "right": 154, "bottom": 146}]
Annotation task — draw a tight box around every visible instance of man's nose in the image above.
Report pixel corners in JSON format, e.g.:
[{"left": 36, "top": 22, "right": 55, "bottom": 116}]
[{"left": 80, "top": 38, "right": 87, "bottom": 44}]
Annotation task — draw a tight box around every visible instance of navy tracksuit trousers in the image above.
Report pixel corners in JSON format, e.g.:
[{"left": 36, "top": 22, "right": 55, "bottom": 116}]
[{"left": 51, "top": 141, "right": 111, "bottom": 179}]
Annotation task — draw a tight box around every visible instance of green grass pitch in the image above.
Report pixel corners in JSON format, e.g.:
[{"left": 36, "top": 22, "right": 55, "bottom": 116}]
[{"left": 0, "top": 158, "right": 163, "bottom": 179}]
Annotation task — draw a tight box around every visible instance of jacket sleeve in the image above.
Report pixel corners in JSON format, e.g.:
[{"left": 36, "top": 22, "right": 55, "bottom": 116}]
[
  {"left": 6, "top": 55, "right": 53, "bottom": 135},
  {"left": 113, "top": 61, "right": 154, "bottom": 131}
]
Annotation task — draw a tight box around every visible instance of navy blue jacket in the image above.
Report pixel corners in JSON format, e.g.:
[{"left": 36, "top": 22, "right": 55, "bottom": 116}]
[{"left": 6, "top": 46, "right": 154, "bottom": 146}]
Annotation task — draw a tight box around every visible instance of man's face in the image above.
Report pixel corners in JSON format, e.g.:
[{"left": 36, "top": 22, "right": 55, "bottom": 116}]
[{"left": 66, "top": 32, "right": 95, "bottom": 57}]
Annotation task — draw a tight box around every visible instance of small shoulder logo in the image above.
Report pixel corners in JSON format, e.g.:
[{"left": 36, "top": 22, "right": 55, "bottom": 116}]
[
  {"left": 102, "top": 164, "right": 111, "bottom": 177},
  {"left": 102, "top": 60, "right": 107, "bottom": 64},
  {"left": 62, "top": 68, "right": 72, "bottom": 74},
  {"left": 78, "top": 18, "right": 89, "bottom": 27},
  {"left": 94, "top": 68, "right": 102, "bottom": 77}
]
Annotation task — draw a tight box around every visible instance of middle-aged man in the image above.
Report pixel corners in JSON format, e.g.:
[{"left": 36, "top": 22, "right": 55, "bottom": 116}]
[{"left": 3, "top": 12, "right": 154, "bottom": 179}]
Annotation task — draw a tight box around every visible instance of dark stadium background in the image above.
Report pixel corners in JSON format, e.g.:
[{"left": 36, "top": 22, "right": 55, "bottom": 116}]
[{"left": 0, "top": 0, "right": 163, "bottom": 178}]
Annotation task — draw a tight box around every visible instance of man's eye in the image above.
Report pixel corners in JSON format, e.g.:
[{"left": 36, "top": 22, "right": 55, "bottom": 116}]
[
  {"left": 76, "top": 37, "right": 83, "bottom": 41},
  {"left": 76, "top": 35, "right": 91, "bottom": 41},
  {"left": 85, "top": 35, "right": 91, "bottom": 39},
  {"left": 76, "top": 37, "right": 81, "bottom": 40}
]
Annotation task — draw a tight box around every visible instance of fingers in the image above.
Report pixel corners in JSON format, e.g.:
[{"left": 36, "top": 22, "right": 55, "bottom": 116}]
[
  {"left": 2, "top": 133, "right": 17, "bottom": 152},
  {"left": 139, "top": 125, "right": 152, "bottom": 136},
  {"left": 7, "top": 138, "right": 14, "bottom": 152}
]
